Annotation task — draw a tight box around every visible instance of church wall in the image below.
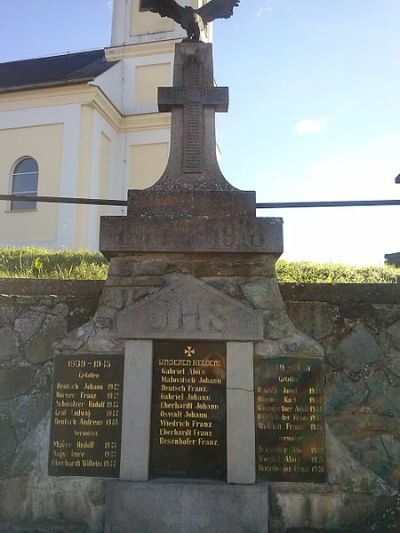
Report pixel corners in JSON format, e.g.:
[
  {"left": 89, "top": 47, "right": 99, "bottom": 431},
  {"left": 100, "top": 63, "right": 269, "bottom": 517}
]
[
  {"left": 130, "top": 0, "right": 175, "bottom": 36},
  {"left": 134, "top": 62, "right": 172, "bottom": 105},
  {"left": 0, "top": 103, "right": 83, "bottom": 250},
  {"left": 0, "top": 123, "right": 63, "bottom": 244},
  {"left": 125, "top": 127, "right": 170, "bottom": 189},
  {"left": 110, "top": 0, "right": 201, "bottom": 47},
  {"left": 121, "top": 54, "right": 173, "bottom": 115},
  {"left": 75, "top": 106, "right": 95, "bottom": 249},
  {"left": 130, "top": 141, "right": 170, "bottom": 189},
  {"left": 91, "top": 62, "right": 124, "bottom": 111}
]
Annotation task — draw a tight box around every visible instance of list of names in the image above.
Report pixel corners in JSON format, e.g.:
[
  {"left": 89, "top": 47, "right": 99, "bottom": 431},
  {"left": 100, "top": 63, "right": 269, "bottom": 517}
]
[
  {"left": 48, "top": 354, "right": 123, "bottom": 477},
  {"left": 150, "top": 341, "right": 226, "bottom": 480},
  {"left": 255, "top": 357, "right": 326, "bottom": 483}
]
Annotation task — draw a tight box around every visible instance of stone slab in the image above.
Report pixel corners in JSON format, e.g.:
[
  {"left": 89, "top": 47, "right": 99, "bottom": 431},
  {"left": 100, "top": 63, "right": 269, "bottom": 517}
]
[
  {"left": 117, "top": 275, "right": 264, "bottom": 340},
  {"left": 100, "top": 215, "right": 283, "bottom": 257},
  {"left": 227, "top": 342, "right": 255, "bottom": 485},
  {"left": 127, "top": 190, "right": 256, "bottom": 217},
  {"left": 120, "top": 340, "right": 153, "bottom": 481},
  {"left": 104, "top": 481, "right": 269, "bottom": 533}
]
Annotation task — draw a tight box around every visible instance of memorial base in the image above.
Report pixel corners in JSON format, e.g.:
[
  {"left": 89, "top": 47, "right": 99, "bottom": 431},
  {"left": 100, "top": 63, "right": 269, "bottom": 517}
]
[{"left": 105, "top": 480, "right": 269, "bottom": 533}]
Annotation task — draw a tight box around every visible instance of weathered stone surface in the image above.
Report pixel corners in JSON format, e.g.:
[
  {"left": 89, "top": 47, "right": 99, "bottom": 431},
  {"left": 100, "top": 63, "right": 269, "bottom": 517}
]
[
  {"left": 372, "top": 304, "right": 400, "bottom": 327},
  {"left": 0, "top": 300, "right": 19, "bottom": 326},
  {"left": 0, "top": 416, "right": 17, "bottom": 477},
  {"left": 0, "top": 365, "right": 34, "bottom": 400},
  {"left": 240, "top": 278, "right": 285, "bottom": 312},
  {"left": 324, "top": 370, "right": 368, "bottom": 414},
  {"left": 10, "top": 393, "right": 50, "bottom": 443},
  {"left": 0, "top": 327, "right": 19, "bottom": 361},
  {"left": 117, "top": 276, "right": 263, "bottom": 340},
  {"left": 100, "top": 216, "right": 283, "bottom": 256},
  {"left": 105, "top": 481, "right": 268, "bottom": 533},
  {"left": 98, "top": 287, "right": 127, "bottom": 310},
  {"left": 255, "top": 331, "right": 324, "bottom": 359},
  {"left": 326, "top": 324, "right": 384, "bottom": 374},
  {"left": 24, "top": 317, "right": 66, "bottom": 363},
  {"left": 108, "top": 253, "right": 277, "bottom": 279},
  {"left": 286, "top": 301, "right": 338, "bottom": 340},
  {"left": 382, "top": 319, "right": 400, "bottom": 349},
  {"left": 0, "top": 415, "right": 105, "bottom": 532},
  {"left": 14, "top": 312, "right": 44, "bottom": 344}
]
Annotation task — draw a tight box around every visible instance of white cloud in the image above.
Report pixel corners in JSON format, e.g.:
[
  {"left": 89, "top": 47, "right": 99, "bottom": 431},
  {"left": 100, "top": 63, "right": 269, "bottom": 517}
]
[
  {"left": 107, "top": 0, "right": 113, "bottom": 10},
  {"left": 294, "top": 118, "right": 329, "bottom": 135},
  {"left": 257, "top": 0, "right": 276, "bottom": 18}
]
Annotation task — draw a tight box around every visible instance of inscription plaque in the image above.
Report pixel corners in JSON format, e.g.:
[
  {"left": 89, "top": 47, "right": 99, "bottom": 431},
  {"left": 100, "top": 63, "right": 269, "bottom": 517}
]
[
  {"left": 150, "top": 341, "right": 226, "bottom": 480},
  {"left": 255, "top": 357, "right": 326, "bottom": 483},
  {"left": 49, "top": 353, "right": 123, "bottom": 477}
]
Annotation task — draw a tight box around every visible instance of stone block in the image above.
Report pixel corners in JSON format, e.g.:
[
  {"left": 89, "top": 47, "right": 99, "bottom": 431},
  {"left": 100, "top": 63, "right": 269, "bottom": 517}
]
[
  {"left": 120, "top": 340, "right": 153, "bottom": 481},
  {"left": 227, "top": 342, "right": 255, "bottom": 485},
  {"left": 0, "top": 327, "right": 19, "bottom": 362},
  {"left": 14, "top": 312, "right": 44, "bottom": 344},
  {"left": 25, "top": 317, "right": 67, "bottom": 363},
  {"left": 326, "top": 324, "right": 384, "bottom": 374},
  {"left": 11, "top": 393, "right": 50, "bottom": 442},
  {"left": 105, "top": 481, "right": 268, "bottom": 533},
  {"left": 117, "top": 276, "right": 263, "bottom": 341},
  {"left": 286, "top": 301, "right": 337, "bottom": 340},
  {"left": 0, "top": 365, "right": 35, "bottom": 400},
  {"left": 241, "top": 278, "right": 285, "bottom": 312},
  {"left": 100, "top": 216, "right": 283, "bottom": 257},
  {"left": 0, "top": 416, "right": 17, "bottom": 476}
]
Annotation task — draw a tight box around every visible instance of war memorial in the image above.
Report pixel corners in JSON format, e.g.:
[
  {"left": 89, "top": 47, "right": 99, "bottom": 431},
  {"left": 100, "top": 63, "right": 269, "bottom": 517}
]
[{"left": 1, "top": 1, "right": 400, "bottom": 532}]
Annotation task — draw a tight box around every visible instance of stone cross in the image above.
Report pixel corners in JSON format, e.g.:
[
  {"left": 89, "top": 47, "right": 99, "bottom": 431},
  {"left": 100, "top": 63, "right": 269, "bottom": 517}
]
[{"left": 156, "top": 42, "right": 231, "bottom": 190}]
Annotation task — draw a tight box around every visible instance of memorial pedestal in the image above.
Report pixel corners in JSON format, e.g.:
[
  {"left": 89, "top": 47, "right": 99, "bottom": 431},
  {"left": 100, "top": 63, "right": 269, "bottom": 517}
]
[
  {"left": 49, "top": 39, "right": 326, "bottom": 533},
  {"left": 105, "top": 480, "right": 269, "bottom": 533}
]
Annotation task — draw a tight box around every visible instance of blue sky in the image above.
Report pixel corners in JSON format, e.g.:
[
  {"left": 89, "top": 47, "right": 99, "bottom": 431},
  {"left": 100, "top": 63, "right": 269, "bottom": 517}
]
[{"left": 1, "top": 0, "right": 399, "bottom": 265}]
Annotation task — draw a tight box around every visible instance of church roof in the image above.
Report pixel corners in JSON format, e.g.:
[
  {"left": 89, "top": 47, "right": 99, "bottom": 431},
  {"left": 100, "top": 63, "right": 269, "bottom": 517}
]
[{"left": 0, "top": 49, "right": 118, "bottom": 94}]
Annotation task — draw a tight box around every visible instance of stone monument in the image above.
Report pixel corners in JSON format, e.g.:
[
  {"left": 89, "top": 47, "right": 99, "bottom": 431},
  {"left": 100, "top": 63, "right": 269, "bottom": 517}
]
[{"left": 50, "top": 36, "right": 325, "bottom": 533}]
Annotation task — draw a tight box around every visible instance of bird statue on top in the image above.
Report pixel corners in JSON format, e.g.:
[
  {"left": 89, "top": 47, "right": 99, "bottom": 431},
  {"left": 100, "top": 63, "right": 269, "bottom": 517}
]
[{"left": 146, "top": 0, "right": 240, "bottom": 41}]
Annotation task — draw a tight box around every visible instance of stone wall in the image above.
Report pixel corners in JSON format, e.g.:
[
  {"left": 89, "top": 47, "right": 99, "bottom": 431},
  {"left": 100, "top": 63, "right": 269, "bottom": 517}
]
[{"left": 0, "top": 278, "right": 399, "bottom": 532}]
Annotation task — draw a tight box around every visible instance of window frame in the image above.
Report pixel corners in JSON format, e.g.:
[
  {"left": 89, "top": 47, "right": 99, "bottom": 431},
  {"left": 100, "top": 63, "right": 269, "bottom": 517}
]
[{"left": 9, "top": 156, "right": 39, "bottom": 212}]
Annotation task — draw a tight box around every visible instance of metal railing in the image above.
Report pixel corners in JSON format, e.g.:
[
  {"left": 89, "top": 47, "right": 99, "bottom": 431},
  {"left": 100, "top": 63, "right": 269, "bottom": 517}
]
[{"left": 1, "top": 194, "right": 400, "bottom": 209}]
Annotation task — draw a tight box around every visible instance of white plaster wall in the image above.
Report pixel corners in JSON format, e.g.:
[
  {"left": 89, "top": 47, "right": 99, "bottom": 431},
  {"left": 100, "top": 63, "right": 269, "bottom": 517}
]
[{"left": 92, "top": 62, "right": 124, "bottom": 111}]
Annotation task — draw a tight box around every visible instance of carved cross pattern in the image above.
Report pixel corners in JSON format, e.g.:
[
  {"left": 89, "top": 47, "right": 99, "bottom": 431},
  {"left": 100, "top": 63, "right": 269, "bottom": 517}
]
[
  {"left": 158, "top": 54, "right": 228, "bottom": 174},
  {"left": 184, "top": 345, "right": 196, "bottom": 357}
]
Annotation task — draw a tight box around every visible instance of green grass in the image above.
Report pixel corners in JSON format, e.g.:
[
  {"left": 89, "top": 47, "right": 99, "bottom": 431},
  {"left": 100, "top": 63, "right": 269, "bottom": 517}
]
[
  {"left": 0, "top": 247, "right": 108, "bottom": 280},
  {"left": 276, "top": 259, "right": 400, "bottom": 283},
  {"left": 0, "top": 248, "right": 399, "bottom": 283}
]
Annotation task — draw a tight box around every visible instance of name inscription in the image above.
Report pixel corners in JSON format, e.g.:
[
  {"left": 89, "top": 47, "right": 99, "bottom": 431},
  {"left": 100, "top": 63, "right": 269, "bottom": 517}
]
[
  {"left": 255, "top": 357, "right": 326, "bottom": 483},
  {"left": 150, "top": 341, "right": 226, "bottom": 480},
  {"left": 48, "top": 354, "right": 123, "bottom": 478}
]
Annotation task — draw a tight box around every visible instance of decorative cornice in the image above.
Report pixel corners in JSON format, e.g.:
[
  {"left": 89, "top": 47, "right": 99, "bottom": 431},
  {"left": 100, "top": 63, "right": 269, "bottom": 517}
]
[
  {"left": 0, "top": 84, "right": 171, "bottom": 133},
  {"left": 105, "top": 39, "right": 179, "bottom": 61}
]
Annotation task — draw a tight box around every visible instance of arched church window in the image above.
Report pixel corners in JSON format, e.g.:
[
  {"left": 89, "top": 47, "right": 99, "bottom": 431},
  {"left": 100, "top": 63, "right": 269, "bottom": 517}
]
[{"left": 10, "top": 157, "right": 39, "bottom": 211}]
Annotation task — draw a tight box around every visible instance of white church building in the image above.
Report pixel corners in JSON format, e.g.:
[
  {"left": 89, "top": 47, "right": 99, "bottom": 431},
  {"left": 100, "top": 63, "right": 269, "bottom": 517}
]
[{"left": 0, "top": 0, "right": 209, "bottom": 250}]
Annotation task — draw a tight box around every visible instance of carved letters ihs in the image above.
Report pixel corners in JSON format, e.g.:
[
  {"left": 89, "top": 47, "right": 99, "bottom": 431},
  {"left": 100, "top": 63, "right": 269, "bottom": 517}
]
[{"left": 150, "top": 298, "right": 225, "bottom": 333}]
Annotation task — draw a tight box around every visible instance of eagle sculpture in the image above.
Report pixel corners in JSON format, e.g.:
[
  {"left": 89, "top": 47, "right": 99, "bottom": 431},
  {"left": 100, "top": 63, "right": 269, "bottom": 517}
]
[{"left": 147, "top": 0, "right": 240, "bottom": 41}]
